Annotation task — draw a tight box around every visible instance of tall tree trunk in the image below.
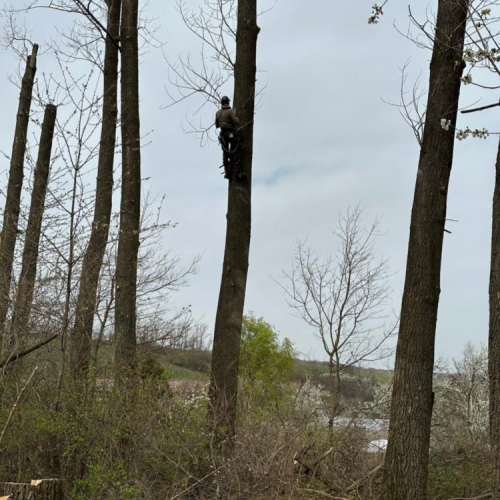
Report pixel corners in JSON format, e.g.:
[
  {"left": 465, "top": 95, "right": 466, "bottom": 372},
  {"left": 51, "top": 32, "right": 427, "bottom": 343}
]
[
  {"left": 0, "top": 44, "right": 38, "bottom": 344},
  {"left": 382, "top": 1, "right": 468, "bottom": 499},
  {"left": 208, "top": 0, "right": 260, "bottom": 439},
  {"left": 489, "top": 138, "right": 500, "bottom": 499},
  {"left": 114, "top": 0, "right": 140, "bottom": 377},
  {"left": 9, "top": 104, "right": 57, "bottom": 348},
  {"left": 71, "top": 0, "right": 121, "bottom": 379}
]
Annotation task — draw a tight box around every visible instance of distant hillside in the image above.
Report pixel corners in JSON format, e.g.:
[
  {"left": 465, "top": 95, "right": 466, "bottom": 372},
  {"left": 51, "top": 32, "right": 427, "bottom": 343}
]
[
  {"left": 294, "top": 359, "right": 392, "bottom": 384},
  {"left": 153, "top": 347, "right": 393, "bottom": 402},
  {"left": 294, "top": 359, "right": 392, "bottom": 403},
  {"left": 149, "top": 346, "right": 209, "bottom": 380},
  {"left": 11, "top": 340, "right": 392, "bottom": 390}
]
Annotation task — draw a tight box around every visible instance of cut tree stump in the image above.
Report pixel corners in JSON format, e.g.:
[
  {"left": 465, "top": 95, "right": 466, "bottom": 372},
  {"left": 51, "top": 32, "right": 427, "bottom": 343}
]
[{"left": 0, "top": 479, "right": 64, "bottom": 499}]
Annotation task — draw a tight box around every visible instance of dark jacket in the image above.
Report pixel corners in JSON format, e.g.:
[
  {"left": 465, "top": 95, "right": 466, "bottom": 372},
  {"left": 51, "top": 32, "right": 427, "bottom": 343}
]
[{"left": 215, "top": 105, "right": 240, "bottom": 130}]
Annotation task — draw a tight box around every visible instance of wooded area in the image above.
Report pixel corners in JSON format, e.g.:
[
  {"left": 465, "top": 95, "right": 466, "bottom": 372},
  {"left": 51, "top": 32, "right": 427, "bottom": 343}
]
[{"left": 0, "top": 0, "right": 499, "bottom": 499}]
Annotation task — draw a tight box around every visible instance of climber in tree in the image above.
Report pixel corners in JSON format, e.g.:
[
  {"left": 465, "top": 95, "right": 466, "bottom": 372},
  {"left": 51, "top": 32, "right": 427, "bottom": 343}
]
[{"left": 215, "top": 96, "right": 242, "bottom": 179}]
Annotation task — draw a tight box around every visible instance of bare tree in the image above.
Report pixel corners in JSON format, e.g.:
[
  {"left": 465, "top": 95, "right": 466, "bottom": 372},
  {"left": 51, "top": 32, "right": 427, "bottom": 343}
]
[
  {"left": 0, "top": 44, "right": 38, "bottom": 344},
  {"left": 9, "top": 104, "right": 57, "bottom": 350},
  {"left": 381, "top": 1, "right": 469, "bottom": 498},
  {"left": 114, "top": 0, "right": 141, "bottom": 378},
  {"left": 280, "top": 208, "right": 394, "bottom": 427}
]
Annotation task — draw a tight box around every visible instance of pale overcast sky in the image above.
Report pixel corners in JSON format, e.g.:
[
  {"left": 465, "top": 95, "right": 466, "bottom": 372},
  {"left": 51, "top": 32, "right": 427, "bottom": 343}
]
[{"left": 0, "top": 0, "right": 496, "bottom": 363}]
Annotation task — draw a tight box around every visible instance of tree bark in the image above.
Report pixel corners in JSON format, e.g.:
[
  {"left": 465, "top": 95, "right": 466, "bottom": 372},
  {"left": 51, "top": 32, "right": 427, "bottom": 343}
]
[
  {"left": 71, "top": 0, "right": 121, "bottom": 379},
  {"left": 114, "top": 0, "right": 140, "bottom": 377},
  {"left": 9, "top": 104, "right": 57, "bottom": 349},
  {"left": 382, "top": 1, "right": 468, "bottom": 499},
  {"left": 0, "top": 45, "right": 38, "bottom": 344},
  {"left": 327, "top": 356, "right": 340, "bottom": 429},
  {"left": 489, "top": 138, "right": 500, "bottom": 500},
  {"left": 208, "top": 0, "right": 259, "bottom": 439}
]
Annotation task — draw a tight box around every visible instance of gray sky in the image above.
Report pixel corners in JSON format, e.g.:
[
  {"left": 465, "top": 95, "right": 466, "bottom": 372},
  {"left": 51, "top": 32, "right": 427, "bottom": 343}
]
[{"left": 0, "top": 0, "right": 496, "bottom": 363}]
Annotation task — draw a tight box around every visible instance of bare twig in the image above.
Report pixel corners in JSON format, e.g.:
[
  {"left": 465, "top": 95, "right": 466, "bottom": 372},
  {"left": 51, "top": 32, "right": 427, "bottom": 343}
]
[
  {"left": 298, "top": 489, "right": 349, "bottom": 500},
  {"left": 446, "top": 492, "right": 492, "bottom": 500},
  {"left": 170, "top": 451, "right": 246, "bottom": 500}
]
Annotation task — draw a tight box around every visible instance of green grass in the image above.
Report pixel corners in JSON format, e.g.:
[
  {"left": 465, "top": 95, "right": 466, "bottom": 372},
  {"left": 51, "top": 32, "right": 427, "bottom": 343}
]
[{"left": 161, "top": 361, "right": 207, "bottom": 380}]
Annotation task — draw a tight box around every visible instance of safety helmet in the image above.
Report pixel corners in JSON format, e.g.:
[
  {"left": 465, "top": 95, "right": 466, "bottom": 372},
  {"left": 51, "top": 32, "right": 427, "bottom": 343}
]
[{"left": 221, "top": 96, "right": 230, "bottom": 106}]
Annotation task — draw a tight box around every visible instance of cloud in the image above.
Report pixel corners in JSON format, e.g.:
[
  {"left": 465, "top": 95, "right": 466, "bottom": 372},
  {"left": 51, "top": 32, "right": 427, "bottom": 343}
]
[{"left": 0, "top": 0, "right": 493, "bottom": 363}]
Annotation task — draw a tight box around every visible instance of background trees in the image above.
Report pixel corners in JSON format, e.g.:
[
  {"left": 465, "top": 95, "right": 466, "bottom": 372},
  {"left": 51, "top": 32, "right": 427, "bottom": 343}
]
[
  {"left": 429, "top": 345, "right": 491, "bottom": 498},
  {"left": 239, "top": 314, "right": 294, "bottom": 402}
]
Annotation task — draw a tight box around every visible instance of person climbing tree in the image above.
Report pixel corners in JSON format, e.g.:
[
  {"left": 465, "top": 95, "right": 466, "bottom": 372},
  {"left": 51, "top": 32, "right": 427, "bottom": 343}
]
[{"left": 215, "top": 95, "right": 242, "bottom": 179}]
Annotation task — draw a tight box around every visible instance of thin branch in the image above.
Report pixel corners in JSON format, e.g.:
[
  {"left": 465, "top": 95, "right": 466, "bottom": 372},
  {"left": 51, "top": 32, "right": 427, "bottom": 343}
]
[
  {"left": 461, "top": 100, "right": 500, "bottom": 114},
  {"left": 0, "top": 366, "right": 38, "bottom": 448},
  {"left": 0, "top": 334, "right": 59, "bottom": 369}
]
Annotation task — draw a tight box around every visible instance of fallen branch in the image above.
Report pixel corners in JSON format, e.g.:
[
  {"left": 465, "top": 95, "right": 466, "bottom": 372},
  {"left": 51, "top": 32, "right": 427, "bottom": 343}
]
[
  {"left": 170, "top": 451, "right": 246, "bottom": 500},
  {"left": 298, "top": 488, "right": 349, "bottom": 500},
  {"left": 346, "top": 465, "right": 383, "bottom": 494},
  {"left": 446, "top": 492, "right": 492, "bottom": 500},
  {"left": 311, "top": 446, "right": 335, "bottom": 466},
  {"left": 0, "top": 334, "right": 59, "bottom": 370},
  {"left": 294, "top": 452, "right": 343, "bottom": 494}
]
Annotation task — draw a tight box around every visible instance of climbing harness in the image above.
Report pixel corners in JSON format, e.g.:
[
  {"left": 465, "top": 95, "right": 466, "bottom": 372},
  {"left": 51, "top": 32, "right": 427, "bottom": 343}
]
[{"left": 218, "top": 130, "right": 245, "bottom": 180}]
